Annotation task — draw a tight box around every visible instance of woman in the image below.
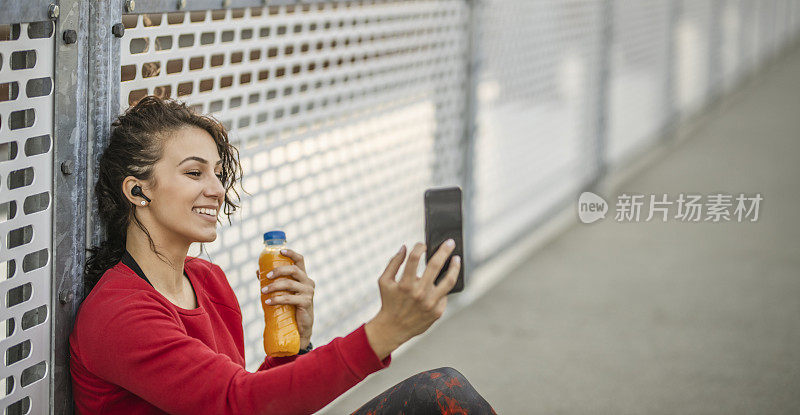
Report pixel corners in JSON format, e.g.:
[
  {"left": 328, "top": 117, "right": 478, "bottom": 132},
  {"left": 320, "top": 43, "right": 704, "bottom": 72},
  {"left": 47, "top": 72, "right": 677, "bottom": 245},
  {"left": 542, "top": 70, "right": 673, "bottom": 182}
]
[{"left": 69, "top": 96, "right": 497, "bottom": 414}]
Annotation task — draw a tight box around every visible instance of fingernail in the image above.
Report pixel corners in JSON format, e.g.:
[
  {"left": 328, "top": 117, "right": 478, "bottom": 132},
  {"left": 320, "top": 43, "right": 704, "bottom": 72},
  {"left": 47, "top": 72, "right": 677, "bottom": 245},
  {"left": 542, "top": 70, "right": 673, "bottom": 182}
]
[
  {"left": 261, "top": 287, "right": 268, "bottom": 293},
  {"left": 265, "top": 299, "right": 272, "bottom": 304},
  {"left": 398, "top": 245, "right": 405, "bottom": 255},
  {"left": 444, "top": 239, "right": 455, "bottom": 248},
  {"left": 266, "top": 271, "right": 273, "bottom": 279},
  {"left": 453, "top": 255, "right": 461, "bottom": 265},
  {"left": 280, "top": 249, "right": 287, "bottom": 255}
]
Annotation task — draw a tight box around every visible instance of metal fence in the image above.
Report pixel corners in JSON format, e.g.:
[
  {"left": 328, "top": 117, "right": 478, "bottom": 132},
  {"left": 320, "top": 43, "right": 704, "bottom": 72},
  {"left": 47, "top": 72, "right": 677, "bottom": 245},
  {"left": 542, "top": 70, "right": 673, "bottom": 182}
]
[{"left": 1, "top": 0, "right": 799, "bottom": 413}]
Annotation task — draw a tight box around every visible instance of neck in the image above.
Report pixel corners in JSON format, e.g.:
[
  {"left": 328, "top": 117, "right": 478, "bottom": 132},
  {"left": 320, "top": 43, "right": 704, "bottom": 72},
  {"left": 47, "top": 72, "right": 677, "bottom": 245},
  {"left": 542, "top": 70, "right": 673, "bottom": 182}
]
[{"left": 125, "top": 224, "right": 190, "bottom": 294}]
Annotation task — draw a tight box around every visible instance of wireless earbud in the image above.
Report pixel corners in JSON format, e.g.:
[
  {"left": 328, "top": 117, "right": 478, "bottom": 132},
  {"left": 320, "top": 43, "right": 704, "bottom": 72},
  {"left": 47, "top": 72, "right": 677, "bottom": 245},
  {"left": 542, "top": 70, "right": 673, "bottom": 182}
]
[{"left": 131, "top": 185, "right": 152, "bottom": 203}]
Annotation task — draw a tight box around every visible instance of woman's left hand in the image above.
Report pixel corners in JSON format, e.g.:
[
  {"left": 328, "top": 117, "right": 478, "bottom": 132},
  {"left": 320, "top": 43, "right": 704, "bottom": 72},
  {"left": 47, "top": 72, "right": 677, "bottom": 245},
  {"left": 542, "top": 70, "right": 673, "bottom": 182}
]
[{"left": 257, "top": 249, "right": 315, "bottom": 345}]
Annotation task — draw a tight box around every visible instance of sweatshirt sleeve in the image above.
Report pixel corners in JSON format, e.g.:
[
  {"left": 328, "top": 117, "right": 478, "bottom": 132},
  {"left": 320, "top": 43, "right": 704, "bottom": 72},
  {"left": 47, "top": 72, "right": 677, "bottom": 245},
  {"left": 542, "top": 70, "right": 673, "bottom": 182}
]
[
  {"left": 258, "top": 354, "right": 299, "bottom": 371},
  {"left": 77, "top": 291, "right": 391, "bottom": 415}
]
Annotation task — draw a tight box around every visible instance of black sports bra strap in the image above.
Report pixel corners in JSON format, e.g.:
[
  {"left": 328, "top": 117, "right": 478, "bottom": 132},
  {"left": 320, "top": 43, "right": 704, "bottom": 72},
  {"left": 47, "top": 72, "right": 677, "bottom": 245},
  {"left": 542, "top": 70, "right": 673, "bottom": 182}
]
[
  {"left": 121, "top": 248, "right": 189, "bottom": 289},
  {"left": 121, "top": 249, "right": 154, "bottom": 287}
]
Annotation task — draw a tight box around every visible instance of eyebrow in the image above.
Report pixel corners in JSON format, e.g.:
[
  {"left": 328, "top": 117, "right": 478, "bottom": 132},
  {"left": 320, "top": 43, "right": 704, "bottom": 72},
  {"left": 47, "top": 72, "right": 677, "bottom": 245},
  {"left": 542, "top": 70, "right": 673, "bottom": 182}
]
[{"left": 178, "top": 156, "right": 223, "bottom": 167}]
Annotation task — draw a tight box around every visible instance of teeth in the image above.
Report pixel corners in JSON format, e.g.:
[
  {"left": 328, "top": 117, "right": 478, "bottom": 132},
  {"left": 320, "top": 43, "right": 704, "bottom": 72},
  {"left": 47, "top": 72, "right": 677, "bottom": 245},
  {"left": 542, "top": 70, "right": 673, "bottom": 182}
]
[{"left": 193, "top": 207, "right": 217, "bottom": 216}]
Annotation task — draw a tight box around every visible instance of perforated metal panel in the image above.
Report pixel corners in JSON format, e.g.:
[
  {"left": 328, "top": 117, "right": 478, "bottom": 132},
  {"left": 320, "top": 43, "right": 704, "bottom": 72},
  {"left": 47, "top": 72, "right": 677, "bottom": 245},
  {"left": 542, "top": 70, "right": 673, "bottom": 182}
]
[
  {"left": 674, "top": 0, "right": 714, "bottom": 117},
  {"left": 720, "top": 0, "right": 745, "bottom": 91},
  {"left": 0, "top": 20, "right": 55, "bottom": 415},
  {"left": 606, "top": 0, "right": 671, "bottom": 164},
  {"left": 717, "top": 0, "right": 800, "bottom": 96},
  {"left": 470, "top": 0, "right": 605, "bottom": 265},
  {"left": 756, "top": 0, "right": 775, "bottom": 62},
  {"left": 111, "top": 0, "right": 800, "bottom": 376},
  {"left": 769, "top": 0, "right": 796, "bottom": 58},
  {"left": 773, "top": 0, "right": 789, "bottom": 53},
  {"left": 794, "top": 1, "right": 800, "bottom": 41},
  {"left": 793, "top": 1, "right": 800, "bottom": 40},
  {"left": 119, "top": 2, "right": 469, "bottom": 371},
  {"left": 738, "top": 0, "right": 761, "bottom": 75}
]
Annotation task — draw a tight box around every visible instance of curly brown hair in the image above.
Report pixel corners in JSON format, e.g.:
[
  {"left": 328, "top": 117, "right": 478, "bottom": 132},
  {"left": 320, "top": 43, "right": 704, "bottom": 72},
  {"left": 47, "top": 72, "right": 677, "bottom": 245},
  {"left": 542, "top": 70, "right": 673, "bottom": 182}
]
[{"left": 84, "top": 95, "right": 245, "bottom": 296}]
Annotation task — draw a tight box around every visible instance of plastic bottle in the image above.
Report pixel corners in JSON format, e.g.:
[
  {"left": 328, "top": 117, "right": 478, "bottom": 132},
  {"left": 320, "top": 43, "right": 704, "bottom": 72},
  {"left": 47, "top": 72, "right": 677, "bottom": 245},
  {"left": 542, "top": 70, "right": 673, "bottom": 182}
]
[{"left": 258, "top": 230, "right": 301, "bottom": 356}]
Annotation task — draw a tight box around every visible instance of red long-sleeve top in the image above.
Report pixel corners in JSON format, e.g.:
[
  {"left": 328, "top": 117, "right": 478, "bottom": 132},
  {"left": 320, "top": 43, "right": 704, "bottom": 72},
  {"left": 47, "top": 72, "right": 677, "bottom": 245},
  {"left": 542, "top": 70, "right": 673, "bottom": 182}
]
[{"left": 69, "top": 256, "right": 391, "bottom": 414}]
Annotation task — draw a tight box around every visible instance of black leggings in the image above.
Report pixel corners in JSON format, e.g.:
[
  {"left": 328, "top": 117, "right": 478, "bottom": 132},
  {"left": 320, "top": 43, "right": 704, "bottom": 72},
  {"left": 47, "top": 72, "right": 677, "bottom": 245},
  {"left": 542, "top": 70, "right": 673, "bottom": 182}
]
[{"left": 350, "top": 367, "right": 497, "bottom": 415}]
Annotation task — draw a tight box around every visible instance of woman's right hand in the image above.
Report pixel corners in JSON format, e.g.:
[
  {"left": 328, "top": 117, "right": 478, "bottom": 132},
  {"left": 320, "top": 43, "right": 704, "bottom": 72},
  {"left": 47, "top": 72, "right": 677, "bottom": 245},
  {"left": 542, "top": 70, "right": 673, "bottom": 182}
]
[{"left": 364, "top": 240, "right": 461, "bottom": 360}]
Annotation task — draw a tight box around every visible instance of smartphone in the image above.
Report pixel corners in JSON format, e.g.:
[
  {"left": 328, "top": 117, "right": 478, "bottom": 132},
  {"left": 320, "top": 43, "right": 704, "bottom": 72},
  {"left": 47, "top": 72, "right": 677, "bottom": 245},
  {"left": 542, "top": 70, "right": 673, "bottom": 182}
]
[{"left": 424, "top": 186, "right": 465, "bottom": 294}]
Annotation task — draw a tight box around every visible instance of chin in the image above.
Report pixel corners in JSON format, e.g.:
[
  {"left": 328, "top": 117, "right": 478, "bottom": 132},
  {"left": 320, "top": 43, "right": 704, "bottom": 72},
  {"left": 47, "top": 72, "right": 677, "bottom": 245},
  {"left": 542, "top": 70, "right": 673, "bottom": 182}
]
[{"left": 193, "top": 230, "right": 218, "bottom": 244}]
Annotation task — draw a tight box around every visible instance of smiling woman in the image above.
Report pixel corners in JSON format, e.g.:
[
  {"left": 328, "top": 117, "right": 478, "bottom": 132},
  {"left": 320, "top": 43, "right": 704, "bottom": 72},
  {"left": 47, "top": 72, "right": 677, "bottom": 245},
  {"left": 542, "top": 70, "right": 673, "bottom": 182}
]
[{"left": 69, "top": 95, "right": 496, "bottom": 415}]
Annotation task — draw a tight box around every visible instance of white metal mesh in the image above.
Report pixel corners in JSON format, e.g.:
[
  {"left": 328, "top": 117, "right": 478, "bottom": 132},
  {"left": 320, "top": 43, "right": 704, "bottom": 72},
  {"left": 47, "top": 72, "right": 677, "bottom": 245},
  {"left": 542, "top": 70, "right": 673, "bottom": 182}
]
[
  {"left": 793, "top": 1, "right": 800, "bottom": 40},
  {"left": 773, "top": 0, "right": 789, "bottom": 53},
  {"left": 119, "top": 2, "right": 469, "bottom": 371},
  {"left": 721, "top": 0, "right": 746, "bottom": 91},
  {"left": 741, "top": 0, "right": 762, "bottom": 75},
  {"left": 471, "top": 0, "right": 605, "bottom": 265},
  {"left": 0, "top": 20, "right": 54, "bottom": 415},
  {"left": 606, "top": 0, "right": 671, "bottom": 164},
  {"left": 674, "top": 0, "right": 713, "bottom": 117},
  {"left": 717, "top": 0, "right": 800, "bottom": 95},
  {"left": 756, "top": 0, "right": 776, "bottom": 62},
  {"left": 107, "top": 0, "right": 800, "bottom": 382}
]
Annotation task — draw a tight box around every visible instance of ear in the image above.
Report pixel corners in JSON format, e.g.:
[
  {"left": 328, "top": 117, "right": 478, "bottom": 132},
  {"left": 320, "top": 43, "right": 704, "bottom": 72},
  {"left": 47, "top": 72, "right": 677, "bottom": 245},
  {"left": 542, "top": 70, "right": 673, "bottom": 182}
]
[{"left": 122, "top": 176, "right": 143, "bottom": 205}]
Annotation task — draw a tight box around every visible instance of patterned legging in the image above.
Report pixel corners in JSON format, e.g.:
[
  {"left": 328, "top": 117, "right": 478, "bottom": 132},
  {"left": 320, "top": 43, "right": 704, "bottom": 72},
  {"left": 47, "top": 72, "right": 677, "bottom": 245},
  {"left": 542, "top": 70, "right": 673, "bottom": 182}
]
[{"left": 350, "top": 367, "right": 498, "bottom": 415}]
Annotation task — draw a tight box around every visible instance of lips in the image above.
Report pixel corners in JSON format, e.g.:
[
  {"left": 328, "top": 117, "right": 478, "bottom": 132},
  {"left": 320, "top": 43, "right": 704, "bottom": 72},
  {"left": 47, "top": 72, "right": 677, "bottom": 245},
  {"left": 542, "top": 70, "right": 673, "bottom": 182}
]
[{"left": 193, "top": 210, "right": 217, "bottom": 223}]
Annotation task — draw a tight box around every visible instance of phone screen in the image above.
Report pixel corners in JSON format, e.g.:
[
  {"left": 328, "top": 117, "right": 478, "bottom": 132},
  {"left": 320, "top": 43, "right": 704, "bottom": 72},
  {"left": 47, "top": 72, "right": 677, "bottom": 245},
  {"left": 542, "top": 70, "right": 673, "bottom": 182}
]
[{"left": 424, "top": 186, "right": 465, "bottom": 294}]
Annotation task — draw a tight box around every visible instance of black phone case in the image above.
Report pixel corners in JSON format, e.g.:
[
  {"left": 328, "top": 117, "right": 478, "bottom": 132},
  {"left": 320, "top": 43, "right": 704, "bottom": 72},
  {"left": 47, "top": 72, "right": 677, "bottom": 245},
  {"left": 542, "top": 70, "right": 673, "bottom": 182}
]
[{"left": 424, "top": 186, "right": 465, "bottom": 294}]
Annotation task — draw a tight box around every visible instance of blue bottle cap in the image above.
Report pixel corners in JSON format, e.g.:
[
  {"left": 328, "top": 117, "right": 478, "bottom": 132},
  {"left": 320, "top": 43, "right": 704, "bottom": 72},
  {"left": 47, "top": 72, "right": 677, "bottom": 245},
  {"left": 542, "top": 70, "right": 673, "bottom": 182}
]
[{"left": 263, "top": 230, "right": 286, "bottom": 242}]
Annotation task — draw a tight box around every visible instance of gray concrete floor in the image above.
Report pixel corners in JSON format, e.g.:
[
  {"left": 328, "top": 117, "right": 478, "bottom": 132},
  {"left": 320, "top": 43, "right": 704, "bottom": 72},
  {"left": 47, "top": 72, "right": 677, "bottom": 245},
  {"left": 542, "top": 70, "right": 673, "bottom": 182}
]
[{"left": 323, "top": 45, "right": 800, "bottom": 414}]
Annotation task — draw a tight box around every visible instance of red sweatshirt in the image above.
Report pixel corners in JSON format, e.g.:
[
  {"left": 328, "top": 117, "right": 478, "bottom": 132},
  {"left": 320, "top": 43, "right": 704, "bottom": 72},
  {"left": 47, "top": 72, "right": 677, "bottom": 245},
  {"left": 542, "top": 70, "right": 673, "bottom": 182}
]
[{"left": 69, "top": 256, "right": 391, "bottom": 414}]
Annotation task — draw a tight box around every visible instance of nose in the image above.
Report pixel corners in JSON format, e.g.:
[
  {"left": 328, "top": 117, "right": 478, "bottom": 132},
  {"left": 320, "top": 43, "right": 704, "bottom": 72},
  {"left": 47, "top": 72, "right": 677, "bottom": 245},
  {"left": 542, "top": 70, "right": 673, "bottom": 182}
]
[{"left": 205, "top": 174, "right": 226, "bottom": 204}]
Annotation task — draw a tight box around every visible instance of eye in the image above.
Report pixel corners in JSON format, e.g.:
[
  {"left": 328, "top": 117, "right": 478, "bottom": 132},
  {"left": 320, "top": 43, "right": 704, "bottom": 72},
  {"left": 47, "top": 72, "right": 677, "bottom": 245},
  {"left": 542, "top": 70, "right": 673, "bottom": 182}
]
[{"left": 186, "top": 171, "right": 224, "bottom": 181}]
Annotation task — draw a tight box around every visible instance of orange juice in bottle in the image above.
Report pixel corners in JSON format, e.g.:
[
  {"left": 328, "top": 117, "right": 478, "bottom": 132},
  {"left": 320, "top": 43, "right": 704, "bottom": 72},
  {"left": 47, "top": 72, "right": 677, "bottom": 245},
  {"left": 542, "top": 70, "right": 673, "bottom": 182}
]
[{"left": 258, "top": 230, "right": 300, "bottom": 356}]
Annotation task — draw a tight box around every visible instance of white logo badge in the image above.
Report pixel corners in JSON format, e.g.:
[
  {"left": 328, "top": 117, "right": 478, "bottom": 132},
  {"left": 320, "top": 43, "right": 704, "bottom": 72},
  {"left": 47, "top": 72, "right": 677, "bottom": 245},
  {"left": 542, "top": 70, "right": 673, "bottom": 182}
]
[{"left": 578, "top": 192, "right": 608, "bottom": 224}]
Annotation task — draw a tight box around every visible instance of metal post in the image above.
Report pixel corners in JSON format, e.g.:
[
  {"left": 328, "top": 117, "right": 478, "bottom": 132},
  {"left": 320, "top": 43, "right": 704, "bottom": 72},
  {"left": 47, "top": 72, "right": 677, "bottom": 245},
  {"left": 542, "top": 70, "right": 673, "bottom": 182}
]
[
  {"left": 662, "top": 0, "right": 679, "bottom": 135},
  {"left": 461, "top": 0, "right": 482, "bottom": 292},
  {"left": 51, "top": 1, "right": 90, "bottom": 412},
  {"left": 739, "top": 0, "right": 750, "bottom": 83},
  {"left": 587, "top": 0, "right": 613, "bottom": 190},
  {"left": 708, "top": 0, "right": 724, "bottom": 104},
  {"left": 86, "top": 0, "right": 123, "bottom": 294}
]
